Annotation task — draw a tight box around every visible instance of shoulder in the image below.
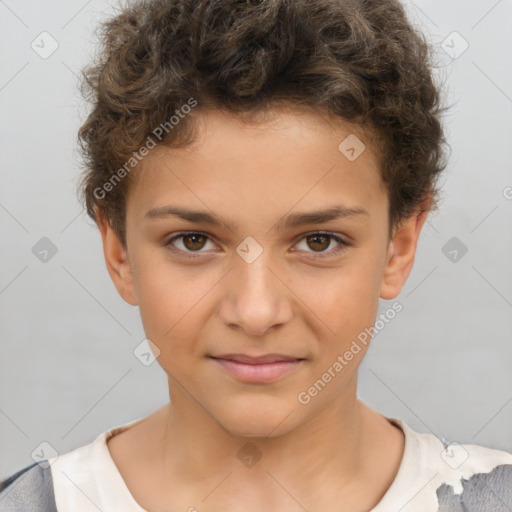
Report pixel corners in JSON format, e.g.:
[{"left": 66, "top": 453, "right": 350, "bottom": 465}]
[
  {"left": 0, "top": 417, "right": 146, "bottom": 512},
  {"left": 435, "top": 442, "right": 512, "bottom": 510},
  {"left": 389, "top": 418, "right": 512, "bottom": 510},
  {"left": 0, "top": 461, "right": 57, "bottom": 512}
]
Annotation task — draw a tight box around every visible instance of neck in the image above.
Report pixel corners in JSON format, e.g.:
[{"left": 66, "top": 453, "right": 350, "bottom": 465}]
[
  {"left": 158, "top": 380, "right": 370, "bottom": 493},
  {"left": 108, "top": 380, "right": 405, "bottom": 511}
]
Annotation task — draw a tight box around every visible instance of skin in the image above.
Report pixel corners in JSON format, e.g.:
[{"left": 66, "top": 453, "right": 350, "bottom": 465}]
[{"left": 97, "top": 107, "right": 430, "bottom": 512}]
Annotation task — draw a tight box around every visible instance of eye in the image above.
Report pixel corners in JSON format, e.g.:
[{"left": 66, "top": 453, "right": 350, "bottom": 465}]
[
  {"left": 165, "top": 232, "right": 216, "bottom": 255},
  {"left": 293, "top": 231, "right": 351, "bottom": 258}
]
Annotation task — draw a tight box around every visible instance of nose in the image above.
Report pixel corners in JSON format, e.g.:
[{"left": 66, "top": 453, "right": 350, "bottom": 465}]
[{"left": 217, "top": 252, "right": 293, "bottom": 337}]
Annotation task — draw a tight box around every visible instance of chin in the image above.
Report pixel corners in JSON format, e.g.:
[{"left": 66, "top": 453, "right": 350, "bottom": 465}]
[
  {"left": 216, "top": 398, "right": 300, "bottom": 439},
  {"left": 225, "top": 418, "right": 293, "bottom": 439}
]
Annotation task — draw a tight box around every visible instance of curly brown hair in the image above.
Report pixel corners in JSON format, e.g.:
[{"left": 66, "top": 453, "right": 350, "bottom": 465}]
[{"left": 76, "top": 0, "right": 451, "bottom": 248}]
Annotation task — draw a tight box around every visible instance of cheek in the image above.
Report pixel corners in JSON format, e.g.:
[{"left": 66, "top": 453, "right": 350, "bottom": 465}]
[
  {"left": 131, "top": 253, "right": 217, "bottom": 357},
  {"left": 297, "top": 258, "right": 382, "bottom": 359},
  {"left": 309, "top": 264, "right": 380, "bottom": 323}
]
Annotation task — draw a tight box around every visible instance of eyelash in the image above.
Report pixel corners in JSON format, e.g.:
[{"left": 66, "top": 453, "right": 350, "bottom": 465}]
[{"left": 164, "top": 231, "right": 352, "bottom": 260}]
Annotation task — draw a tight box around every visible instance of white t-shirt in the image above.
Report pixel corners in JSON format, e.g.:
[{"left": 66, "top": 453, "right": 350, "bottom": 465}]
[{"left": 48, "top": 416, "right": 512, "bottom": 511}]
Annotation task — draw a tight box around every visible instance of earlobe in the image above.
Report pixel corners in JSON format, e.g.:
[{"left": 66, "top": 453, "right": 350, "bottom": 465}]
[
  {"left": 379, "top": 198, "right": 430, "bottom": 300},
  {"left": 95, "top": 207, "right": 138, "bottom": 306}
]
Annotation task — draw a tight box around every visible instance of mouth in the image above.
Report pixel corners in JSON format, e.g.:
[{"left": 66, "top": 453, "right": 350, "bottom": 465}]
[
  {"left": 212, "top": 353, "right": 305, "bottom": 364},
  {"left": 209, "top": 354, "right": 305, "bottom": 383}
]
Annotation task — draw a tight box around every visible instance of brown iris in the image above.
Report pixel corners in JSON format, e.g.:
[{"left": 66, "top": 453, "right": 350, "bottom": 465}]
[
  {"left": 182, "top": 233, "right": 208, "bottom": 251},
  {"left": 306, "top": 234, "right": 330, "bottom": 252}
]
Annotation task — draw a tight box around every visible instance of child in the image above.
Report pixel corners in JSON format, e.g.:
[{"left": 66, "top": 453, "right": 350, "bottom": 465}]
[{"left": 2, "top": 0, "right": 511, "bottom": 510}]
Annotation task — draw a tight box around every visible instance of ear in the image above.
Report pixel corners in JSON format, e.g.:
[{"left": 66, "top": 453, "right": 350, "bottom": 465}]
[
  {"left": 379, "top": 196, "right": 431, "bottom": 300},
  {"left": 95, "top": 207, "right": 138, "bottom": 306}
]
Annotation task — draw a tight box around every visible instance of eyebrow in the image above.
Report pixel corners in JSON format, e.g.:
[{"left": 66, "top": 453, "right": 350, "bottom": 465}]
[{"left": 143, "top": 204, "right": 369, "bottom": 232}]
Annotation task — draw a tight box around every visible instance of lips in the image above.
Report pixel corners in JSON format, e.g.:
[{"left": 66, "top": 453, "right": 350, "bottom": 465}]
[
  {"left": 210, "top": 354, "right": 304, "bottom": 383},
  {"left": 211, "top": 353, "right": 304, "bottom": 364}
]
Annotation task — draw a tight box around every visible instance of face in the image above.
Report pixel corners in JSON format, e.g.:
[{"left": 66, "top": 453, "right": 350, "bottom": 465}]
[{"left": 98, "top": 107, "right": 427, "bottom": 438}]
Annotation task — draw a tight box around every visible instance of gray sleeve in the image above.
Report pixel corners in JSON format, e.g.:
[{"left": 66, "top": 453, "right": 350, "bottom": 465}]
[
  {"left": 0, "top": 463, "right": 57, "bottom": 512},
  {"left": 437, "top": 464, "right": 512, "bottom": 512}
]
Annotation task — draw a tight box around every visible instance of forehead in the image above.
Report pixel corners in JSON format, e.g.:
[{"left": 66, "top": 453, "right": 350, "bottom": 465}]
[{"left": 126, "top": 107, "right": 387, "bottom": 224}]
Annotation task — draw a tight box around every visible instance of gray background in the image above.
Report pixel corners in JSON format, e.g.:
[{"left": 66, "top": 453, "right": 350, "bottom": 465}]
[{"left": 1, "top": 0, "right": 511, "bottom": 478}]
